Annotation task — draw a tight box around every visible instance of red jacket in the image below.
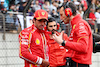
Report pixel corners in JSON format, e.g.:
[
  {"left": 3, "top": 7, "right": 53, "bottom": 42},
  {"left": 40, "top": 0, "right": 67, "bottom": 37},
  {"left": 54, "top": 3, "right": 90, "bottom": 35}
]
[
  {"left": 65, "top": 14, "right": 93, "bottom": 64},
  {"left": 89, "top": 12, "right": 96, "bottom": 25},
  {"left": 19, "top": 24, "right": 49, "bottom": 67},
  {"left": 47, "top": 32, "right": 68, "bottom": 67}
]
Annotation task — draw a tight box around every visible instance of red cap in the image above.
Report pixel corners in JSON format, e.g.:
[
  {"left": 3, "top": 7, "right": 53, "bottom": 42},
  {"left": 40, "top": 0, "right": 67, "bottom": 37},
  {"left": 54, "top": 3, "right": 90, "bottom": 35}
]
[{"left": 34, "top": 9, "right": 48, "bottom": 20}]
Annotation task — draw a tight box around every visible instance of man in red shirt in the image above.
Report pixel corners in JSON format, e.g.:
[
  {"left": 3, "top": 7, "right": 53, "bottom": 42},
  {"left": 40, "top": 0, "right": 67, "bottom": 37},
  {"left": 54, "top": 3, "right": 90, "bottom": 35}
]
[
  {"left": 19, "top": 9, "right": 49, "bottom": 67},
  {"left": 89, "top": 8, "right": 96, "bottom": 25},
  {"left": 45, "top": 17, "right": 68, "bottom": 67},
  {"left": 52, "top": 2, "right": 93, "bottom": 67}
]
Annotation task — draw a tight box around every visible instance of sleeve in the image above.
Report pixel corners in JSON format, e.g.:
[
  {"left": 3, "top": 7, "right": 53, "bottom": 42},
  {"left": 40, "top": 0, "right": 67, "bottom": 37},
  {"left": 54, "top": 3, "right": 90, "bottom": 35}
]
[
  {"left": 95, "top": 13, "right": 100, "bottom": 19},
  {"left": 64, "top": 22, "right": 89, "bottom": 53},
  {"left": 63, "top": 33, "right": 69, "bottom": 41},
  {"left": 19, "top": 30, "right": 43, "bottom": 65}
]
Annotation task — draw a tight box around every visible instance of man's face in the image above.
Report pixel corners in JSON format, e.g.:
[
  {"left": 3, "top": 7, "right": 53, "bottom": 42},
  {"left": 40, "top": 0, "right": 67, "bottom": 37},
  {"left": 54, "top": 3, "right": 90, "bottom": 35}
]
[
  {"left": 59, "top": 7, "right": 70, "bottom": 24},
  {"left": 36, "top": 1, "right": 39, "bottom": 5},
  {"left": 63, "top": 0, "right": 67, "bottom": 3},
  {"left": 34, "top": 19, "right": 47, "bottom": 30},
  {"left": 47, "top": 21, "right": 57, "bottom": 33},
  {"left": 1, "top": 2, "right": 4, "bottom": 5}
]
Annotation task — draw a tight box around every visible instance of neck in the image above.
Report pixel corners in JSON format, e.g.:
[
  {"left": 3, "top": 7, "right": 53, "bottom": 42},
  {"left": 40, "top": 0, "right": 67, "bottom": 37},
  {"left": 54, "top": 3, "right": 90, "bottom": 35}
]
[
  {"left": 70, "top": 15, "right": 76, "bottom": 20},
  {"left": 49, "top": 34, "right": 53, "bottom": 39}
]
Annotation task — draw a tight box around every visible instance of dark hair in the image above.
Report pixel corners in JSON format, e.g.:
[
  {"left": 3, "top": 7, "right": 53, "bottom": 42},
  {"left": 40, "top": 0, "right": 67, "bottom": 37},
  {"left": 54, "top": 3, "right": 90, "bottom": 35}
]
[
  {"left": 96, "top": 7, "right": 100, "bottom": 12},
  {"left": 60, "top": 2, "right": 77, "bottom": 16},
  {"left": 34, "top": 18, "right": 36, "bottom": 20},
  {"left": 47, "top": 17, "right": 56, "bottom": 26}
]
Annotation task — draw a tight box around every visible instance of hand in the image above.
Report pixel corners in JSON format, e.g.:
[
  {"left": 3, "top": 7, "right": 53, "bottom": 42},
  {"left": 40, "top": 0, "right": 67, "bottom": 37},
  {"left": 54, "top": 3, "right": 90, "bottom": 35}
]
[
  {"left": 97, "top": 42, "right": 100, "bottom": 44},
  {"left": 41, "top": 59, "right": 49, "bottom": 67},
  {"left": 52, "top": 31, "right": 64, "bottom": 44}
]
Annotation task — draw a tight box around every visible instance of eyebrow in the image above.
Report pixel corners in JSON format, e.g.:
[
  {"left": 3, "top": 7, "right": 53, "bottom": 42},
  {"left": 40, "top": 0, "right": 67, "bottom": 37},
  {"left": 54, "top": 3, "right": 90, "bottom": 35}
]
[{"left": 49, "top": 25, "right": 56, "bottom": 27}]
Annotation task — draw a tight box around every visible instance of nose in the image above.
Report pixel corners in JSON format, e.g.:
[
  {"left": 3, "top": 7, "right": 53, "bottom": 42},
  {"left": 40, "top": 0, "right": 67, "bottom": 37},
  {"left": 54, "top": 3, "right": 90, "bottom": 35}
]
[
  {"left": 52, "top": 26, "right": 55, "bottom": 29},
  {"left": 41, "top": 21, "right": 46, "bottom": 25}
]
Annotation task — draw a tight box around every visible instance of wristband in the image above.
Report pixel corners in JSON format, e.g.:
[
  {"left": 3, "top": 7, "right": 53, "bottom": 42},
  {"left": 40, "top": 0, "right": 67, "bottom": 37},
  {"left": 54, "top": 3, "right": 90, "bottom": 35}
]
[
  {"left": 61, "top": 40, "right": 65, "bottom": 46},
  {"left": 36, "top": 57, "right": 43, "bottom": 65}
]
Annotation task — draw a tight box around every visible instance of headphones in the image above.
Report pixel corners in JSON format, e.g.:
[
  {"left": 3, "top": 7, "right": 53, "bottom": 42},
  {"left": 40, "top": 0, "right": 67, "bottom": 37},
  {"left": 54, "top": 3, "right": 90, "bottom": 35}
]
[
  {"left": 56, "top": 23, "right": 60, "bottom": 30},
  {"left": 64, "top": 2, "right": 73, "bottom": 17}
]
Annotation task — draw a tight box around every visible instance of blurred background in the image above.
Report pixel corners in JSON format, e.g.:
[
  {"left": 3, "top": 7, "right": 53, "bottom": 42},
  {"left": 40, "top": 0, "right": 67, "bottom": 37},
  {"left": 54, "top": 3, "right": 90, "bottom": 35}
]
[{"left": 0, "top": 0, "right": 100, "bottom": 67}]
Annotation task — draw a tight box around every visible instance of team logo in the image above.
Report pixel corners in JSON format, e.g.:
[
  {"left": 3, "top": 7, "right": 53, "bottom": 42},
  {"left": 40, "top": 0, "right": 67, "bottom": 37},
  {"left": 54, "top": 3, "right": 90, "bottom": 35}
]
[
  {"left": 42, "top": 12, "right": 45, "bottom": 15},
  {"left": 35, "top": 39, "right": 40, "bottom": 45},
  {"left": 73, "top": 25, "right": 76, "bottom": 29},
  {"left": 67, "top": 10, "right": 69, "bottom": 14}
]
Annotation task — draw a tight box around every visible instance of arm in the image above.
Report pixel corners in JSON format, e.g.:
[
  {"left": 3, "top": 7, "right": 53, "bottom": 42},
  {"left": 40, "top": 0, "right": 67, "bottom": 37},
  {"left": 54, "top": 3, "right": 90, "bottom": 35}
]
[
  {"left": 64, "top": 23, "right": 89, "bottom": 53},
  {"left": 63, "top": 33, "right": 69, "bottom": 40},
  {"left": 19, "top": 30, "right": 42, "bottom": 64},
  {"left": 53, "top": 23, "right": 90, "bottom": 53},
  {"left": 19, "top": 30, "right": 49, "bottom": 66}
]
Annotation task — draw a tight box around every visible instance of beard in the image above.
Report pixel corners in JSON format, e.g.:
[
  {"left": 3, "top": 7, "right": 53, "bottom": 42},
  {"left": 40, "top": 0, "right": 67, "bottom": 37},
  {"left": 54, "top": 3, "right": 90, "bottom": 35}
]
[{"left": 51, "top": 29, "right": 56, "bottom": 34}]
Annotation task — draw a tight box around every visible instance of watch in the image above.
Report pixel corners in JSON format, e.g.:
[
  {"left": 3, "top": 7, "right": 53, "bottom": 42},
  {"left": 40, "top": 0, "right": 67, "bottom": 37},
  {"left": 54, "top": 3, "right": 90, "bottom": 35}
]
[{"left": 61, "top": 40, "right": 65, "bottom": 46}]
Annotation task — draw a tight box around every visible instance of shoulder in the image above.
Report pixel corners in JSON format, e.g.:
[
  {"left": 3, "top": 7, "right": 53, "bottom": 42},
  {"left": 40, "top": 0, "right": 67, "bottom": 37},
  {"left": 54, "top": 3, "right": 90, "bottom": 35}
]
[
  {"left": 75, "top": 21, "right": 90, "bottom": 35},
  {"left": 76, "top": 21, "right": 87, "bottom": 30},
  {"left": 19, "top": 26, "right": 34, "bottom": 35},
  {"left": 76, "top": 19, "right": 87, "bottom": 27}
]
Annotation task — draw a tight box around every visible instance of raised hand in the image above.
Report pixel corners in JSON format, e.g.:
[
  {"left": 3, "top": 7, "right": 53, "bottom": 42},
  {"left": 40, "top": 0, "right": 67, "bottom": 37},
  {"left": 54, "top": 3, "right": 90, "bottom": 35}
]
[{"left": 52, "top": 31, "right": 64, "bottom": 44}]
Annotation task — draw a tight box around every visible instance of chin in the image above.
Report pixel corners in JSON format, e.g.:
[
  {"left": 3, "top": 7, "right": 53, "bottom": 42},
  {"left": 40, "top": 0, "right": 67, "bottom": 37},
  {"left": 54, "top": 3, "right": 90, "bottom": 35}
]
[{"left": 39, "top": 28, "right": 43, "bottom": 30}]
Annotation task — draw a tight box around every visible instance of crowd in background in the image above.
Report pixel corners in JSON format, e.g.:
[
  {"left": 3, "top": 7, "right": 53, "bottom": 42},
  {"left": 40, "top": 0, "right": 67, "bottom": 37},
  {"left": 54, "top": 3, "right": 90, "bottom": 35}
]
[{"left": 0, "top": 0, "right": 100, "bottom": 34}]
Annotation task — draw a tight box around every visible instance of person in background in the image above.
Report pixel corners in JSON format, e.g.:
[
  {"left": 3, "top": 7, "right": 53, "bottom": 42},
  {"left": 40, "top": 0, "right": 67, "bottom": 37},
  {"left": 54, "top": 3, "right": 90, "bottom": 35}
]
[
  {"left": 95, "top": 7, "right": 100, "bottom": 34},
  {"left": 0, "top": 0, "right": 5, "bottom": 11},
  {"left": 51, "top": 9, "right": 59, "bottom": 18},
  {"left": 77, "top": 6, "right": 84, "bottom": 18},
  {"left": 81, "top": 0, "right": 88, "bottom": 12},
  {"left": 19, "top": 9, "right": 49, "bottom": 67},
  {"left": 18, "top": 1, "right": 27, "bottom": 12},
  {"left": 96, "top": 0, "right": 100, "bottom": 7},
  {"left": 8, "top": 4, "right": 16, "bottom": 11},
  {"left": 88, "top": 7, "right": 96, "bottom": 30},
  {"left": 49, "top": 1, "right": 57, "bottom": 12},
  {"left": 28, "top": 8, "right": 34, "bottom": 16},
  {"left": 0, "top": 0, "right": 7, "bottom": 14},
  {"left": 16, "top": 2, "right": 20, "bottom": 12},
  {"left": 42, "top": 0, "right": 50, "bottom": 12},
  {"left": 6, "top": 12, "right": 16, "bottom": 32},
  {"left": 45, "top": 17, "right": 68, "bottom": 67},
  {"left": 33, "top": 0, "right": 41, "bottom": 11},
  {"left": 52, "top": 2, "right": 93, "bottom": 67}
]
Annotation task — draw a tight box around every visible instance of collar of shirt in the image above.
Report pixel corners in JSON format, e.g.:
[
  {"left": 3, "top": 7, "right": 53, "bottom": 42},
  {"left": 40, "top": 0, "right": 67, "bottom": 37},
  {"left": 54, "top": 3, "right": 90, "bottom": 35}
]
[{"left": 71, "top": 14, "right": 82, "bottom": 27}]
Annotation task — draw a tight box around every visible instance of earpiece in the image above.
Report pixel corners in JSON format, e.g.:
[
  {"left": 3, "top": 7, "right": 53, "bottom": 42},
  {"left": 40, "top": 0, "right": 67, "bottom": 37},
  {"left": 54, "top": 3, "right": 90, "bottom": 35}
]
[
  {"left": 57, "top": 23, "right": 60, "bottom": 30},
  {"left": 65, "top": 8, "right": 72, "bottom": 17},
  {"left": 64, "top": 2, "right": 73, "bottom": 17}
]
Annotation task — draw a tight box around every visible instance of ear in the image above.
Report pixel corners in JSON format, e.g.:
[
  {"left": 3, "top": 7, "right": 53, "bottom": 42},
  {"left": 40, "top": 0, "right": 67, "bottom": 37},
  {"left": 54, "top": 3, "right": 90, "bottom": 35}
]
[
  {"left": 33, "top": 18, "right": 35, "bottom": 23},
  {"left": 65, "top": 8, "right": 72, "bottom": 17}
]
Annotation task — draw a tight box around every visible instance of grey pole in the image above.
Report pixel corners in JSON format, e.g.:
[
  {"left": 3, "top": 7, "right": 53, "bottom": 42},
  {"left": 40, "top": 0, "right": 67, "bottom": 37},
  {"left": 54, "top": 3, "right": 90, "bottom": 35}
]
[
  {"left": 0, "top": 13, "right": 6, "bottom": 40},
  {"left": 23, "top": 0, "right": 34, "bottom": 28}
]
